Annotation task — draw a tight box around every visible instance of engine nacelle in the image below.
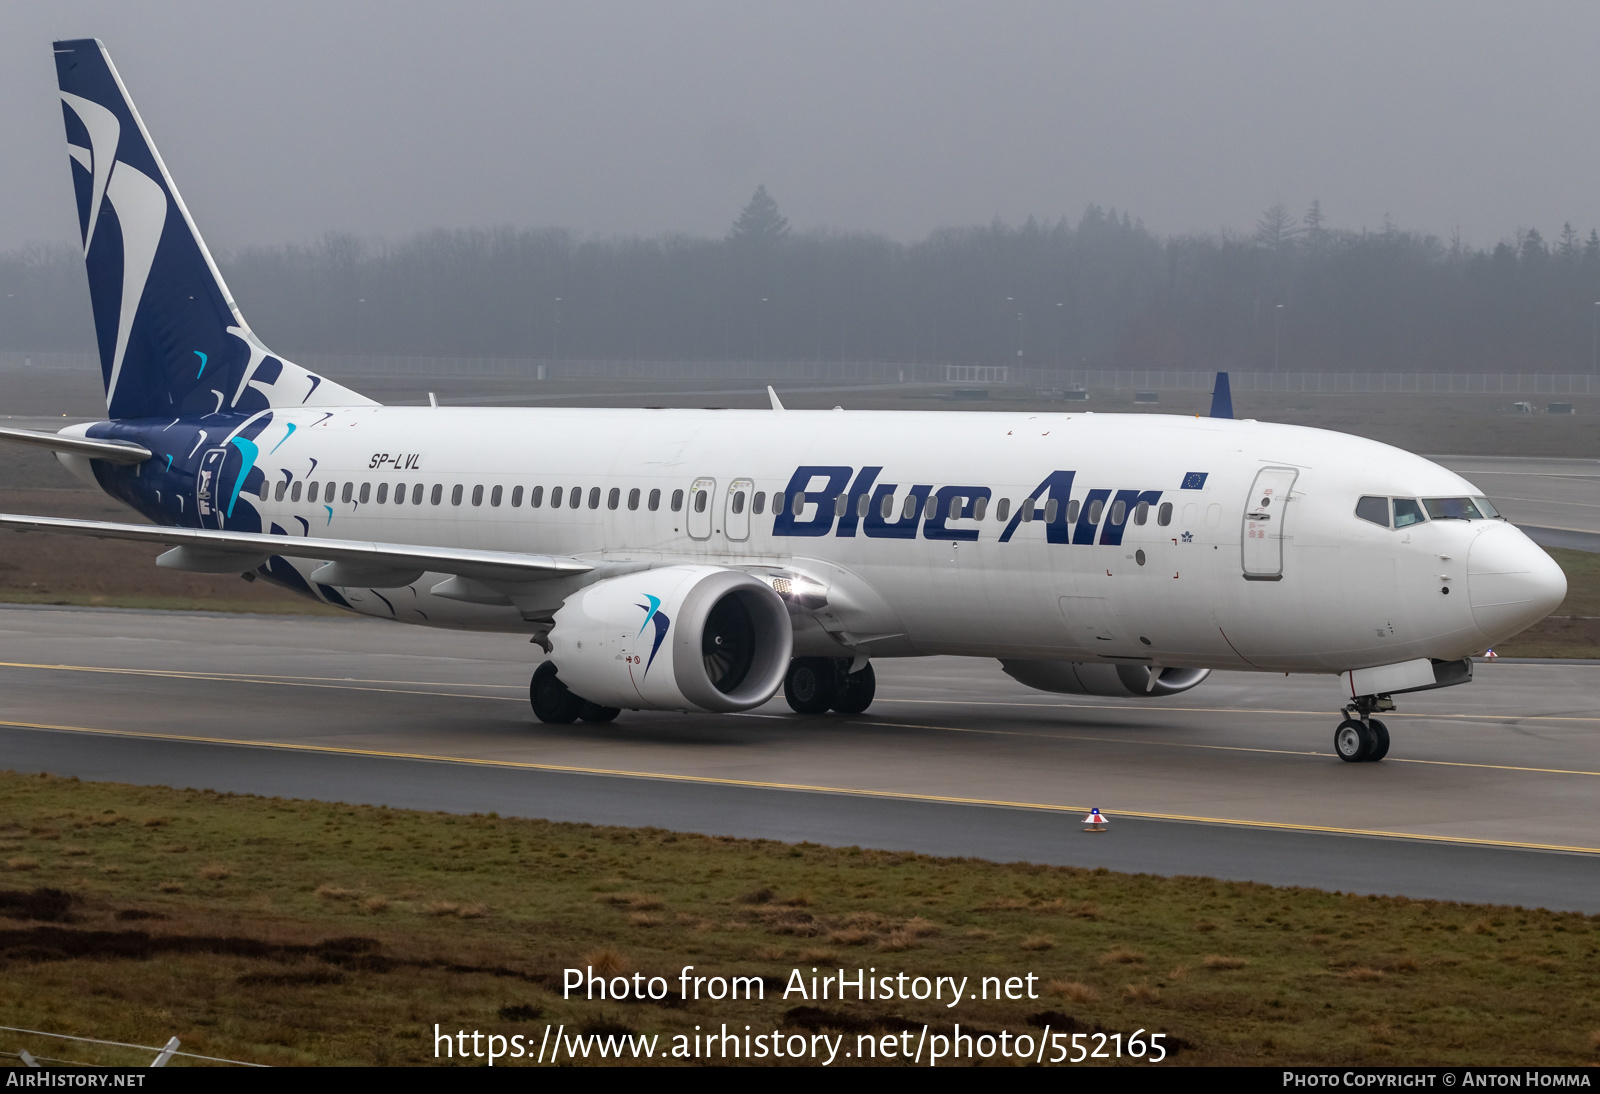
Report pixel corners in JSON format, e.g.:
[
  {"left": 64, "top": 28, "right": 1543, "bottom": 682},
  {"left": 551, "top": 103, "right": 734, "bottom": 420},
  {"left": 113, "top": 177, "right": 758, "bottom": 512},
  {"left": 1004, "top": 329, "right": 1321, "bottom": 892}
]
[
  {"left": 999, "top": 659, "right": 1211, "bottom": 698},
  {"left": 550, "top": 565, "right": 792, "bottom": 713}
]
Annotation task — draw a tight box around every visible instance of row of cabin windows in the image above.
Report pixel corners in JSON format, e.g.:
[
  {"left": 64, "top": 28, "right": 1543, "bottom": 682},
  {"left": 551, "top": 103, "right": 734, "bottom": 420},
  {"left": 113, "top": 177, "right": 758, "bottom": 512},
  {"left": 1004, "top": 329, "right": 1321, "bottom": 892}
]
[
  {"left": 267, "top": 479, "right": 689, "bottom": 513},
  {"left": 262, "top": 479, "right": 1174, "bottom": 530}
]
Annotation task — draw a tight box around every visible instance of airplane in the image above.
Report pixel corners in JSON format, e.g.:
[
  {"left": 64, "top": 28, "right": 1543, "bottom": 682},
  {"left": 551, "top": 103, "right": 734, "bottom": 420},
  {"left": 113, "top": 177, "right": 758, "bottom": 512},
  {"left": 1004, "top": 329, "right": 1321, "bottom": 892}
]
[{"left": 0, "top": 39, "right": 1566, "bottom": 764}]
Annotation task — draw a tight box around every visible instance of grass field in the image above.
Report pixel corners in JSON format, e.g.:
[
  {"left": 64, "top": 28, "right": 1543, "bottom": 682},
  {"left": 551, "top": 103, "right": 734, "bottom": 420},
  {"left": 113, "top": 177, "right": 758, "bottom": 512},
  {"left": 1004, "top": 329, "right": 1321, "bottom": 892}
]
[{"left": 0, "top": 772, "right": 1595, "bottom": 1068}]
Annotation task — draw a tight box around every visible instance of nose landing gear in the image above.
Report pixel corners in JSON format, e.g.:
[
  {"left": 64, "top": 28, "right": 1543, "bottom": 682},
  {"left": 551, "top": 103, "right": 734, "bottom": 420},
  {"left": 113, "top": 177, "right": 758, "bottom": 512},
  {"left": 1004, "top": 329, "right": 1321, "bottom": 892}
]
[{"left": 1335, "top": 695, "right": 1392, "bottom": 763}]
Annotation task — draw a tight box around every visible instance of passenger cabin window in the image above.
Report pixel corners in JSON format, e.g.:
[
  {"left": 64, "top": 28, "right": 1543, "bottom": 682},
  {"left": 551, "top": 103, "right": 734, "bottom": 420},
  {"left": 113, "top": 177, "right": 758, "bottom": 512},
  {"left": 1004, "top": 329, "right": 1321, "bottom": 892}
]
[
  {"left": 291, "top": 481, "right": 303, "bottom": 502},
  {"left": 511, "top": 486, "right": 523, "bottom": 507},
  {"left": 275, "top": 481, "right": 287, "bottom": 502},
  {"left": 490, "top": 485, "right": 502, "bottom": 507},
  {"left": 588, "top": 487, "right": 600, "bottom": 509},
  {"left": 431, "top": 484, "right": 444, "bottom": 505},
  {"left": 308, "top": 482, "right": 319, "bottom": 503},
  {"left": 570, "top": 487, "right": 582, "bottom": 509},
  {"left": 412, "top": 483, "right": 424, "bottom": 504},
  {"left": 471, "top": 485, "right": 483, "bottom": 506},
  {"left": 794, "top": 492, "right": 807, "bottom": 518},
  {"left": 995, "top": 498, "right": 1011, "bottom": 523},
  {"left": 1355, "top": 496, "right": 1390, "bottom": 527},
  {"left": 1110, "top": 500, "right": 1126, "bottom": 525},
  {"left": 358, "top": 483, "right": 369, "bottom": 504},
  {"left": 376, "top": 483, "right": 389, "bottom": 504},
  {"left": 1133, "top": 501, "right": 1148, "bottom": 525},
  {"left": 879, "top": 494, "right": 894, "bottom": 519},
  {"left": 1157, "top": 501, "right": 1173, "bottom": 526},
  {"left": 671, "top": 489, "right": 685, "bottom": 512},
  {"left": 394, "top": 482, "right": 406, "bottom": 503},
  {"left": 1043, "top": 499, "right": 1058, "bottom": 523},
  {"left": 344, "top": 482, "right": 355, "bottom": 504},
  {"left": 1393, "top": 498, "right": 1427, "bottom": 528},
  {"left": 608, "top": 487, "right": 621, "bottom": 510},
  {"left": 531, "top": 486, "right": 544, "bottom": 508},
  {"left": 833, "top": 494, "right": 848, "bottom": 518},
  {"left": 550, "top": 486, "right": 563, "bottom": 508},
  {"left": 752, "top": 492, "right": 765, "bottom": 515},
  {"left": 695, "top": 491, "right": 709, "bottom": 514},
  {"left": 627, "top": 488, "right": 640, "bottom": 511},
  {"left": 1020, "top": 498, "right": 1034, "bottom": 522},
  {"left": 1088, "top": 499, "right": 1104, "bottom": 524},
  {"left": 732, "top": 491, "right": 746, "bottom": 515},
  {"left": 451, "top": 484, "right": 464, "bottom": 506},
  {"left": 901, "top": 495, "right": 918, "bottom": 520},
  {"left": 973, "top": 497, "right": 988, "bottom": 521},
  {"left": 856, "top": 494, "right": 869, "bottom": 518},
  {"left": 648, "top": 488, "right": 661, "bottom": 512},
  {"left": 771, "top": 491, "right": 784, "bottom": 515},
  {"left": 1067, "top": 499, "right": 1080, "bottom": 523}
]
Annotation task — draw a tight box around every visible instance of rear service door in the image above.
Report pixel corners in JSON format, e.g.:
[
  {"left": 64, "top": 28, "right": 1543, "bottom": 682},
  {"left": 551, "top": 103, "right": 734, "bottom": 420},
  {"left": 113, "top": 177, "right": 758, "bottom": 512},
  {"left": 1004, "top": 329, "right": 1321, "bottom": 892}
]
[
  {"left": 1242, "top": 467, "right": 1298, "bottom": 580},
  {"left": 195, "top": 446, "right": 231, "bottom": 529}
]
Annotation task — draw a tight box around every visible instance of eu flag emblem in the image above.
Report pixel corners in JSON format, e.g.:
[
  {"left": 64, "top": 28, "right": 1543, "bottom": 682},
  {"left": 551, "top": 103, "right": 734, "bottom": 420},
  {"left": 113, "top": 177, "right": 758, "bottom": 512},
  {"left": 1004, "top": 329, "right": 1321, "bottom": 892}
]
[{"left": 1180, "top": 472, "right": 1208, "bottom": 490}]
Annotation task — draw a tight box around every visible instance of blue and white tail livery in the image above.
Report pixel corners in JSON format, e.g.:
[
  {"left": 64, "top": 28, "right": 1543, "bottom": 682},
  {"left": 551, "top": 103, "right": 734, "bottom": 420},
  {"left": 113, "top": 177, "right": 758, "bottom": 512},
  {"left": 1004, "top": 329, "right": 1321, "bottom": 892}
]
[
  {"left": 0, "top": 40, "right": 1568, "bottom": 764},
  {"left": 54, "top": 38, "right": 370, "bottom": 421}
]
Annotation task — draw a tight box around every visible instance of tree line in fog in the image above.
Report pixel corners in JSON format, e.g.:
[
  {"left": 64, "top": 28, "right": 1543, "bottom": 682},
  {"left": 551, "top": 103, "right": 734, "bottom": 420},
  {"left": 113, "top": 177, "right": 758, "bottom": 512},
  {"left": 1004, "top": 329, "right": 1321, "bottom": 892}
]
[{"left": 8, "top": 191, "right": 1600, "bottom": 373}]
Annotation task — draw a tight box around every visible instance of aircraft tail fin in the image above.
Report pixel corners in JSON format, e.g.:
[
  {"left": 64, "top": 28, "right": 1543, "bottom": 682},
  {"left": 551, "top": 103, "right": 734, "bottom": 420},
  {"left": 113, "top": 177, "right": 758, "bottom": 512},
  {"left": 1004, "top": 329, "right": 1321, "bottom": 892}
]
[
  {"left": 52, "top": 39, "right": 374, "bottom": 420},
  {"left": 1208, "top": 371, "right": 1233, "bottom": 419}
]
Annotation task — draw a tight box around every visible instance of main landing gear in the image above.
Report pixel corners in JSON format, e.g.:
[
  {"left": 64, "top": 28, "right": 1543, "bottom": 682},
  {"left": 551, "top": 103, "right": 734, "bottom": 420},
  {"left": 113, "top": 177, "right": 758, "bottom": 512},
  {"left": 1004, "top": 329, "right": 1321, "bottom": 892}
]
[
  {"left": 529, "top": 661, "right": 620, "bottom": 725},
  {"left": 1334, "top": 694, "right": 1392, "bottom": 763},
  {"left": 784, "top": 657, "right": 876, "bottom": 715}
]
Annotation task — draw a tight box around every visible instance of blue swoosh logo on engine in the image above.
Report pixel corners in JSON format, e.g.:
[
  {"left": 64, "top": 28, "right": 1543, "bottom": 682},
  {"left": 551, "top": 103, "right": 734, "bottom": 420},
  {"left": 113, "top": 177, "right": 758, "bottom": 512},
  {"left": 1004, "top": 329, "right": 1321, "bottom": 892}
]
[{"left": 637, "top": 595, "right": 669, "bottom": 677}]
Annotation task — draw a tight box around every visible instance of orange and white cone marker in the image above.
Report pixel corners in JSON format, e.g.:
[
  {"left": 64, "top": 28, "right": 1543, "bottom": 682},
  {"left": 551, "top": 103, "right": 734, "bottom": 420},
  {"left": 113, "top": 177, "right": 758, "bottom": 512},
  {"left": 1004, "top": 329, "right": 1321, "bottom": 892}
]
[{"left": 1083, "top": 808, "right": 1108, "bottom": 833}]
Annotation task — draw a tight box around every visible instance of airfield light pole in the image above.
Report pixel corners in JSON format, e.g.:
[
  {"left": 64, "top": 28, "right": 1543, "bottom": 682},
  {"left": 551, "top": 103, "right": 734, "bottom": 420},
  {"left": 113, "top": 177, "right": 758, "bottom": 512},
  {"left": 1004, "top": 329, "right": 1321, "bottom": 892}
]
[
  {"left": 1007, "top": 296, "right": 1023, "bottom": 367},
  {"left": 1591, "top": 301, "right": 1599, "bottom": 387},
  {"left": 1275, "top": 304, "right": 1285, "bottom": 370},
  {"left": 758, "top": 297, "right": 768, "bottom": 363}
]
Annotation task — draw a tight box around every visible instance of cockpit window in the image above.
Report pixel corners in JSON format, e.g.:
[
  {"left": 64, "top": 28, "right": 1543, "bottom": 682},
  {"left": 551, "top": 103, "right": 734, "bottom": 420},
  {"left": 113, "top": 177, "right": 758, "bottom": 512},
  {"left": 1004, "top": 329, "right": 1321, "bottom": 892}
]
[
  {"left": 1393, "top": 498, "right": 1427, "bottom": 528},
  {"left": 1355, "top": 496, "right": 1389, "bottom": 527},
  {"left": 1474, "top": 496, "right": 1500, "bottom": 519},
  {"left": 1423, "top": 497, "right": 1490, "bottom": 521}
]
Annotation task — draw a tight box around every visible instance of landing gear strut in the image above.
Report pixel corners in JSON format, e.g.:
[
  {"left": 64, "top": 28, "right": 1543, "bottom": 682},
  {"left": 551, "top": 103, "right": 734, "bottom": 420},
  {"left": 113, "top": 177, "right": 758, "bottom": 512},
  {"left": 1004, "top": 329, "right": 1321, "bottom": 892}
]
[
  {"left": 1334, "top": 694, "right": 1393, "bottom": 763},
  {"left": 784, "top": 657, "right": 876, "bottom": 715}
]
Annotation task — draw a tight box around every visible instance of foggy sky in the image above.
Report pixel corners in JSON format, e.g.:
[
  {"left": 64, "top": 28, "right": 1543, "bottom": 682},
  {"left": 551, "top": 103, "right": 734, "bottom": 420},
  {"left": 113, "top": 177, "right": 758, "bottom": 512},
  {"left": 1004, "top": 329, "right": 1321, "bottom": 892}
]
[{"left": 3, "top": 1, "right": 1599, "bottom": 253}]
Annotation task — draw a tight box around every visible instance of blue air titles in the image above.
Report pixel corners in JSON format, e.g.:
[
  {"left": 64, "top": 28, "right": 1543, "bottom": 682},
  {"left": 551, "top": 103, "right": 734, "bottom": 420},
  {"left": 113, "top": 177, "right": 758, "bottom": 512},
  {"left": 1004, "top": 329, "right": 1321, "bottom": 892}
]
[{"left": 773, "top": 466, "right": 1172, "bottom": 545}]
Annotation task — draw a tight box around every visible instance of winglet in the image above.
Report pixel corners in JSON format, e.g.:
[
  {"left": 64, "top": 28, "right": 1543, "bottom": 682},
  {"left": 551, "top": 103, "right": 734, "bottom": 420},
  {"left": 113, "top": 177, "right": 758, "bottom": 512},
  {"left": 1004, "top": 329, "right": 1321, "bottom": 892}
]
[
  {"left": 767, "top": 385, "right": 785, "bottom": 412},
  {"left": 1209, "top": 371, "right": 1233, "bottom": 419}
]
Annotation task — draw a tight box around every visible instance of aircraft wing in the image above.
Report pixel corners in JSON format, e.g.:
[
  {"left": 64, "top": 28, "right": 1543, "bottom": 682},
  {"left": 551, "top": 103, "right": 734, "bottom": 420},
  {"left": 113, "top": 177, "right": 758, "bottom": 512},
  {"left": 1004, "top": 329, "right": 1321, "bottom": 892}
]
[
  {"left": 0, "top": 513, "right": 593, "bottom": 586},
  {"left": 0, "top": 426, "right": 151, "bottom": 464}
]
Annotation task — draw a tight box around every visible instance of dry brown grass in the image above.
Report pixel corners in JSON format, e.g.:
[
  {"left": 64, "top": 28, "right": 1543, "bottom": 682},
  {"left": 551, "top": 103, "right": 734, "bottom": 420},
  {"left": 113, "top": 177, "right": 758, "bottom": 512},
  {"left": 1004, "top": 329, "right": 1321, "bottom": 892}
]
[
  {"left": 1049, "top": 980, "right": 1100, "bottom": 1004},
  {"left": 627, "top": 912, "right": 663, "bottom": 928},
  {"left": 1125, "top": 983, "right": 1162, "bottom": 1004},
  {"left": 1348, "top": 967, "right": 1385, "bottom": 982},
  {"left": 315, "top": 885, "right": 361, "bottom": 902},
  {"left": 582, "top": 947, "right": 627, "bottom": 975},
  {"left": 155, "top": 879, "right": 183, "bottom": 893},
  {"left": 5, "top": 857, "right": 39, "bottom": 871},
  {"left": 1203, "top": 954, "right": 1249, "bottom": 970},
  {"left": 877, "top": 931, "right": 915, "bottom": 952},
  {"left": 1020, "top": 935, "right": 1055, "bottom": 951},
  {"left": 196, "top": 864, "right": 231, "bottom": 881},
  {"left": 1099, "top": 946, "right": 1146, "bottom": 965},
  {"left": 798, "top": 948, "right": 840, "bottom": 963}
]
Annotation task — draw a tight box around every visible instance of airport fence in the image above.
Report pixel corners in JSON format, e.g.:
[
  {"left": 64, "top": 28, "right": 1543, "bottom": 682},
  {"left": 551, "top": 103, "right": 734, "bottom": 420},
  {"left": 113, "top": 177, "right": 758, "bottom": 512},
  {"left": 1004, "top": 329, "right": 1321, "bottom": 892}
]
[{"left": 5, "top": 351, "right": 1600, "bottom": 395}]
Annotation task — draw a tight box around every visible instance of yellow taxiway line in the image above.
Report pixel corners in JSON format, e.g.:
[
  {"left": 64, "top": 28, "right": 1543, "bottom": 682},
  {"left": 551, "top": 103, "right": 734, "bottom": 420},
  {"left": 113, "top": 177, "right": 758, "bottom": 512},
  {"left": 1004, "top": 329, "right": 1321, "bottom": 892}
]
[{"left": 0, "top": 716, "right": 1596, "bottom": 857}]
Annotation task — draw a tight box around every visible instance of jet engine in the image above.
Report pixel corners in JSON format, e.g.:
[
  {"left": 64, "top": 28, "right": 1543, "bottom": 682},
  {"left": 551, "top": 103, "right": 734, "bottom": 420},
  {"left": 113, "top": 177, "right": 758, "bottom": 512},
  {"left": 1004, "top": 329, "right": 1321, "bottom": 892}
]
[
  {"left": 999, "top": 660, "right": 1210, "bottom": 698},
  {"left": 548, "top": 565, "right": 792, "bottom": 713}
]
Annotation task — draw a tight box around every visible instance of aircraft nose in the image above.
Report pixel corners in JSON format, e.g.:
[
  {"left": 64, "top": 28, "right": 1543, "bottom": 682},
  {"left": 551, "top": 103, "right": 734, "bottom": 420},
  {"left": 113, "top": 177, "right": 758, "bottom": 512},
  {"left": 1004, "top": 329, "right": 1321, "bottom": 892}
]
[{"left": 1467, "top": 523, "right": 1567, "bottom": 642}]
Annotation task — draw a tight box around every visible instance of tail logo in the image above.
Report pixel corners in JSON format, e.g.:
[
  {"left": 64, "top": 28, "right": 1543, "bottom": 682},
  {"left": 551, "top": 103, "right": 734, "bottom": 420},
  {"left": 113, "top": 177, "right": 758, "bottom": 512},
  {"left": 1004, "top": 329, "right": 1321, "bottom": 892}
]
[{"left": 636, "top": 595, "right": 671, "bottom": 677}]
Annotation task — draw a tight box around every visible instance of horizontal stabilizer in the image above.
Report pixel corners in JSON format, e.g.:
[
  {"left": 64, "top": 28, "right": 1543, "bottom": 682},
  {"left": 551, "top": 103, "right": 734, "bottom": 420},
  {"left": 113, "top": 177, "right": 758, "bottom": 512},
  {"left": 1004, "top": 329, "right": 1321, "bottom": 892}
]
[
  {"left": 0, "top": 425, "right": 149, "bottom": 464},
  {"left": 0, "top": 513, "right": 593, "bottom": 586}
]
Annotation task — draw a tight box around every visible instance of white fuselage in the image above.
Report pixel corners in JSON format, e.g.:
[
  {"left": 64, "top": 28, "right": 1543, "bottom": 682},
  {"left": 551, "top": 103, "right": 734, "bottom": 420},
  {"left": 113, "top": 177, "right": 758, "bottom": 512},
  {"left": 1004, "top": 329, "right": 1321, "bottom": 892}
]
[{"left": 147, "top": 404, "right": 1560, "bottom": 677}]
